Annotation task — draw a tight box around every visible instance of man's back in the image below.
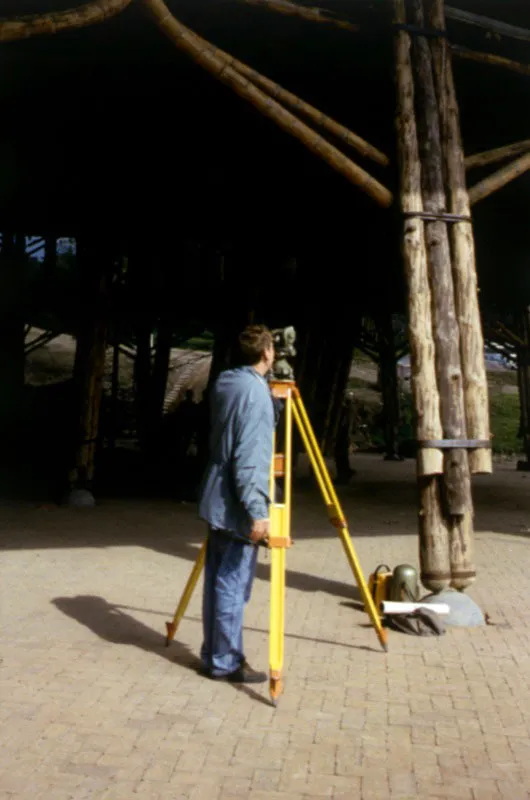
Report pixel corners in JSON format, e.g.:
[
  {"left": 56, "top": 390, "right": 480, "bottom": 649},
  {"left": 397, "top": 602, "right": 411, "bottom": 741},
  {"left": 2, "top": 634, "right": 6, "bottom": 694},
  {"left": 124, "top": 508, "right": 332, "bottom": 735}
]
[{"left": 198, "top": 366, "right": 274, "bottom": 536}]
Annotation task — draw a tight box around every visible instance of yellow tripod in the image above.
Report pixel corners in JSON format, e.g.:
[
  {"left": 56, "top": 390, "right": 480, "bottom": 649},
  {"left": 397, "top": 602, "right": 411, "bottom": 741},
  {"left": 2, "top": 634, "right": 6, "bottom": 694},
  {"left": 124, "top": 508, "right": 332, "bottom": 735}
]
[{"left": 165, "top": 380, "right": 388, "bottom": 705}]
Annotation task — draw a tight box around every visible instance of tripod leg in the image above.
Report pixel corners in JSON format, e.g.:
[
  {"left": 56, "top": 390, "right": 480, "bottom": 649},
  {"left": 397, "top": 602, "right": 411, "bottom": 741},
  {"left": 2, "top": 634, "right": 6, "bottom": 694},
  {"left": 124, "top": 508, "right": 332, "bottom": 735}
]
[
  {"left": 165, "top": 539, "right": 207, "bottom": 646},
  {"left": 292, "top": 392, "right": 388, "bottom": 652},
  {"left": 267, "top": 390, "right": 292, "bottom": 705},
  {"left": 269, "top": 542, "right": 285, "bottom": 706}
]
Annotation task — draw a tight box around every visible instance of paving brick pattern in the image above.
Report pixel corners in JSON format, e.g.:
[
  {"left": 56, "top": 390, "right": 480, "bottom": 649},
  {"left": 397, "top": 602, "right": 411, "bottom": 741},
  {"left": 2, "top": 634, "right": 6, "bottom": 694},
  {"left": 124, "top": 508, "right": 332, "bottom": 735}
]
[{"left": 1, "top": 455, "right": 530, "bottom": 799}]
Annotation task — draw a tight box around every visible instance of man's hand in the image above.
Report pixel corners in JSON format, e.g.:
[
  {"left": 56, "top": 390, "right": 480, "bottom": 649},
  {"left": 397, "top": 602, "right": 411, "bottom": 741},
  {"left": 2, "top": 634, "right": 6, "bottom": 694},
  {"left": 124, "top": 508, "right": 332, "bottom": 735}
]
[{"left": 249, "top": 519, "right": 270, "bottom": 544}]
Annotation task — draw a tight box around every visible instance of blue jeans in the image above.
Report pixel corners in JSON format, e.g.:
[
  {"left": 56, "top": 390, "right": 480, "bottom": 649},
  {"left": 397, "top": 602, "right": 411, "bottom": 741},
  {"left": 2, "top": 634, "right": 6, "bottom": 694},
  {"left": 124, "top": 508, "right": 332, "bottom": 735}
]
[{"left": 200, "top": 529, "right": 258, "bottom": 676}]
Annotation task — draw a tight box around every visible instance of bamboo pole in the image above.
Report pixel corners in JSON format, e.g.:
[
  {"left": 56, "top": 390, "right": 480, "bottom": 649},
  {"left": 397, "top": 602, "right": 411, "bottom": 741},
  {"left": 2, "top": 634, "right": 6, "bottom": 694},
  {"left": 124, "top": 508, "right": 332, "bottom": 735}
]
[
  {"left": 71, "top": 268, "right": 110, "bottom": 488},
  {"left": 411, "top": 0, "right": 471, "bottom": 510},
  {"left": 411, "top": 0, "right": 475, "bottom": 591},
  {"left": 0, "top": 0, "right": 131, "bottom": 42},
  {"left": 446, "top": 6, "right": 530, "bottom": 44},
  {"left": 427, "top": 0, "right": 492, "bottom": 476},
  {"left": 465, "top": 139, "right": 530, "bottom": 171},
  {"left": 393, "top": 0, "right": 443, "bottom": 478},
  {"left": 238, "top": 0, "right": 358, "bottom": 32},
  {"left": 142, "top": 0, "right": 393, "bottom": 208},
  {"left": 452, "top": 45, "right": 530, "bottom": 78},
  {"left": 517, "top": 309, "right": 530, "bottom": 466},
  {"left": 469, "top": 152, "right": 530, "bottom": 206},
  {"left": 377, "top": 312, "right": 401, "bottom": 460},
  {"left": 192, "top": 32, "right": 388, "bottom": 166},
  {"left": 393, "top": 0, "right": 450, "bottom": 593},
  {"left": 326, "top": 331, "right": 356, "bottom": 458}
]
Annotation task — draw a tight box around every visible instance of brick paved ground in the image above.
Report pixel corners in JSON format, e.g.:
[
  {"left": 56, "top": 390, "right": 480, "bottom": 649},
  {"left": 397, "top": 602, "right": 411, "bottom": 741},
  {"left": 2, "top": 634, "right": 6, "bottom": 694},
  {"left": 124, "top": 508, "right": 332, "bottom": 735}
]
[{"left": 1, "top": 454, "right": 530, "bottom": 800}]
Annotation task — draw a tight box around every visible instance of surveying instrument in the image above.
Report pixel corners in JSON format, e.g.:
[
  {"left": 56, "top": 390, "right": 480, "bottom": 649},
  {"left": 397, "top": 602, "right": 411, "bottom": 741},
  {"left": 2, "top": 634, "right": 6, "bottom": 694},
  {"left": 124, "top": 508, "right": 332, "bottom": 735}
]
[{"left": 165, "top": 326, "right": 388, "bottom": 705}]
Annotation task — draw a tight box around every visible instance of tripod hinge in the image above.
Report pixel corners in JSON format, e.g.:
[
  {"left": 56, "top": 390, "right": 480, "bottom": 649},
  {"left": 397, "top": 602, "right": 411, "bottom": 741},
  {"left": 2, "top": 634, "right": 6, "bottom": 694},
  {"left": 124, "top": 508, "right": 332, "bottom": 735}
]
[{"left": 268, "top": 536, "right": 293, "bottom": 549}]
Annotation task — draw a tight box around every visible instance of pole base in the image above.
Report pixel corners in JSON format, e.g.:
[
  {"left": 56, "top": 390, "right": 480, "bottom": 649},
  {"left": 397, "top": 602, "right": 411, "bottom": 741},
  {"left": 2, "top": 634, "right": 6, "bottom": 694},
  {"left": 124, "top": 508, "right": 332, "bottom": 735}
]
[
  {"left": 165, "top": 620, "right": 177, "bottom": 646},
  {"left": 269, "top": 675, "right": 283, "bottom": 706}
]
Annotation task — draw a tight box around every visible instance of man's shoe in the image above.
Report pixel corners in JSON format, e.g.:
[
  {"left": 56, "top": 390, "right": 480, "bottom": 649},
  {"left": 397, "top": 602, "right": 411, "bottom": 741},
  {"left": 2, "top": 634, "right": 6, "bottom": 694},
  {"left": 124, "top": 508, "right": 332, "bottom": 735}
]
[
  {"left": 225, "top": 663, "right": 267, "bottom": 684},
  {"left": 198, "top": 661, "right": 267, "bottom": 684}
]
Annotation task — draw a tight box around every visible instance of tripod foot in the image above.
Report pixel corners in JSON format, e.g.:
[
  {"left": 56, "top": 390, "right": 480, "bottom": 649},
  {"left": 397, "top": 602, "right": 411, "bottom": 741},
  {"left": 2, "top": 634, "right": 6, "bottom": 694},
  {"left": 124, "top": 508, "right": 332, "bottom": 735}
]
[
  {"left": 269, "top": 676, "right": 283, "bottom": 706},
  {"left": 165, "top": 621, "right": 177, "bottom": 647}
]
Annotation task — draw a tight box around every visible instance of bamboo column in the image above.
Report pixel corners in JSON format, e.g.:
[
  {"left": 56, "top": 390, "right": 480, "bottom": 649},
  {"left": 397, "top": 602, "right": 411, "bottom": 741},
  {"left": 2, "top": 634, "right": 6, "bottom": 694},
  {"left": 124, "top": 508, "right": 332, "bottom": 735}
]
[
  {"left": 0, "top": 233, "right": 26, "bottom": 465},
  {"left": 324, "top": 317, "right": 360, "bottom": 457},
  {"left": 428, "top": 0, "right": 492, "bottom": 477},
  {"left": 517, "top": 308, "right": 530, "bottom": 469},
  {"left": 410, "top": 0, "right": 475, "bottom": 591},
  {"left": 376, "top": 312, "right": 401, "bottom": 461},
  {"left": 70, "top": 238, "right": 112, "bottom": 494},
  {"left": 43, "top": 235, "right": 56, "bottom": 278},
  {"left": 150, "top": 318, "right": 173, "bottom": 437},
  {"left": 393, "top": 0, "right": 450, "bottom": 592}
]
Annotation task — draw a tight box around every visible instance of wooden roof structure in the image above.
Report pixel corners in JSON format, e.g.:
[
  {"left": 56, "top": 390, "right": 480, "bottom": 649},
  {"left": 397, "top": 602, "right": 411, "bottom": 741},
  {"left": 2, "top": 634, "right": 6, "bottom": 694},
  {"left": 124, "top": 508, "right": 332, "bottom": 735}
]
[
  {"left": 3, "top": 0, "right": 530, "bottom": 594},
  {"left": 1, "top": 0, "right": 530, "bottom": 309}
]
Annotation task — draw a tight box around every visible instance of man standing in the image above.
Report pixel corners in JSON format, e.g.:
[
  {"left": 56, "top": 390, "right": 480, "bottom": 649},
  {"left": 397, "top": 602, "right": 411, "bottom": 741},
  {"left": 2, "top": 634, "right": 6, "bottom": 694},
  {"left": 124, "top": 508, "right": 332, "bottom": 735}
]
[{"left": 198, "top": 325, "right": 275, "bottom": 683}]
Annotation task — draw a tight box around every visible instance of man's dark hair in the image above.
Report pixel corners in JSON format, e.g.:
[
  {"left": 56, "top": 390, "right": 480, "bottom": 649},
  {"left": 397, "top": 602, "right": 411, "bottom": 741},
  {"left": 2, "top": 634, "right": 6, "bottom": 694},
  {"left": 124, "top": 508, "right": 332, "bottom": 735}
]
[{"left": 238, "top": 324, "right": 273, "bottom": 366}]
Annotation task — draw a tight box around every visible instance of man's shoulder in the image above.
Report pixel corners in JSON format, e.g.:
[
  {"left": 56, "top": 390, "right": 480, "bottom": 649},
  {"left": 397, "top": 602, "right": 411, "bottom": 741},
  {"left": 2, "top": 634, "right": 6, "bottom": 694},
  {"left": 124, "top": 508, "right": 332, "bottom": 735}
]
[{"left": 216, "top": 367, "right": 267, "bottom": 392}]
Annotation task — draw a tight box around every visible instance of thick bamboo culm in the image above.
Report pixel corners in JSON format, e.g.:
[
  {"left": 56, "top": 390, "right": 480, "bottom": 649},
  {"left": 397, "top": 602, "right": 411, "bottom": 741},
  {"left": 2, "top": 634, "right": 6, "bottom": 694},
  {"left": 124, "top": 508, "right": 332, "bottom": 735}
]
[
  {"left": 191, "top": 31, "right": 388, "bottom": 166},
  {"left": 427, "top": 0, "right": 491, "bottom": 476},
  {"left": 393, "top": 0, "right": 444, "bottom": 479},
  {"left": 452, "top": 45, "right": 530, "bottom": 78},
  {"left": 465, "top": 139, "right": 530, "bottom": 171},
  {"left": 393, "top": 0, "right": 450, "bottom": 593},
  {"left": 469, "top": 152, "right": 530, "bottom": 206},
  {"left": 411, "top": 0, "right": 471, "bottom": 513},
  {"left": 142, "top": 0, "right": 393, "bottom": 208},
  {"left": 0, "top": 0, "right": 131, "bottom": 42},
  {"left": 410, "top": 0, "right": 475, "bottom": 590},
  {"left": 239, "top": 0, "right": 358, "bottom": 32}
]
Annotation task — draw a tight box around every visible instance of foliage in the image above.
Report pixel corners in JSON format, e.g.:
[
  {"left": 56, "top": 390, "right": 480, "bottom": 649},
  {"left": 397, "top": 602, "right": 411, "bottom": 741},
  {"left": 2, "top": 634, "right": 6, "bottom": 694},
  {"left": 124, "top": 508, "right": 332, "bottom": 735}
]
[
  {"left": 357, "top": 383, "right": 522, "bottom": 456},
  {"left": 489, "top": 393, "right": 521, "bottom": 455}
]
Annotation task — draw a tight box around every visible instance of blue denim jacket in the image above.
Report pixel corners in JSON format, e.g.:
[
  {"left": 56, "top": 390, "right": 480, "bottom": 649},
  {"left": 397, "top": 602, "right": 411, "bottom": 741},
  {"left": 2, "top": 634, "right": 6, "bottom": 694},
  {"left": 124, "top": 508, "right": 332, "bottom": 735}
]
[{"left": 198, "top": 366, "right": 275, "bottom": 537}]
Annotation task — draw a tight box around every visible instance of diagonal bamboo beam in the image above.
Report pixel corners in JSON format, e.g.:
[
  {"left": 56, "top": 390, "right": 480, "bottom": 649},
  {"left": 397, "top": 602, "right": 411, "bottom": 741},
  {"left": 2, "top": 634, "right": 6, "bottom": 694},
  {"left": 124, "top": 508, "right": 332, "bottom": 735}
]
[
  {"left": 0, "top": 0, "right": 132, "bottom": 42},
  {"left": 446, "top": 6, "right": 530, "bottom": 44},
  {"left": 465, "top": 139, "right": 530, "bottom": 171},
  {"left": 142, "top": 0, "right": 393, "bottom": 207},
  {"left": 238, "top": 0, "right": 358, "bottom": 33},
  {"left": 190, "top": 31, "right": 388, "bottom": 166},
  {"left": 469, "top": 151, "right": 530, "bottom": 205},
  {"left": 491, "top": 321, "right": 525, "bottom": 349},
  {"left": 452, "top": 44, "right": 530, "bottom": 78}
]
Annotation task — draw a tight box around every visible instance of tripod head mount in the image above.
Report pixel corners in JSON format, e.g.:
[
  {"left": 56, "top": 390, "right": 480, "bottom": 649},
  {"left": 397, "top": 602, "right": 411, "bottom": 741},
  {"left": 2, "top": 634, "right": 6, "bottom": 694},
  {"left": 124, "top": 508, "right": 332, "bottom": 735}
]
[{"left": 271, "top": 326, "right": 296, "bottom": 380}]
